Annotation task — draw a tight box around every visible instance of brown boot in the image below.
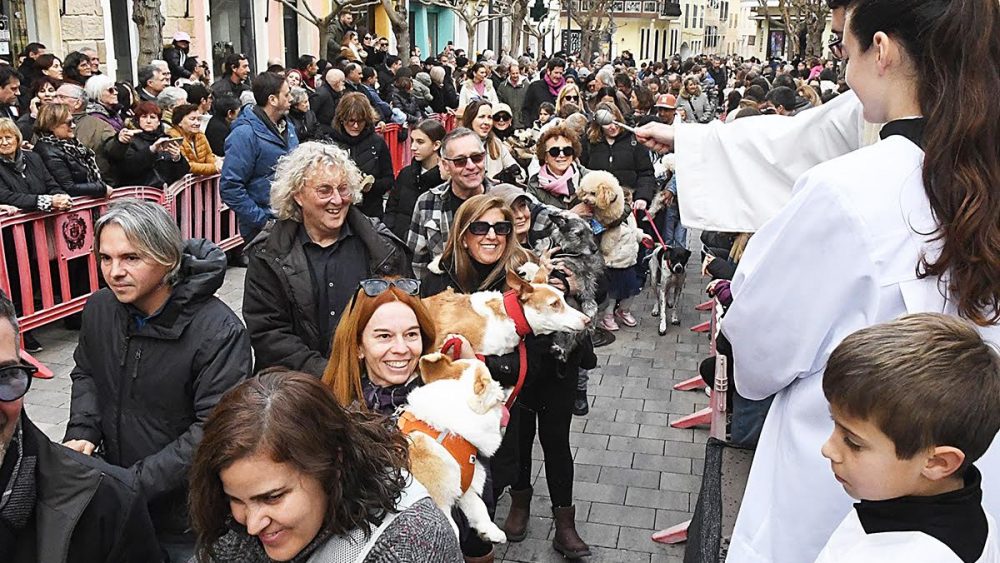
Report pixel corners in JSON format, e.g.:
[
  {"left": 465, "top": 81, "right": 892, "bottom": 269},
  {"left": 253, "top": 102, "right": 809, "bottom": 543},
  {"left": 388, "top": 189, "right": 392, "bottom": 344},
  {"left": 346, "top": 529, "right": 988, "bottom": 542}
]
[
  {"left": 502, "top": 487, "right": 532, "bottom": 542},
  {"left": 552, "top": 505, "right": 591, "bottom": 559},
  {"left": 463, "top": 546, "right": 494, "bottom": 563}
]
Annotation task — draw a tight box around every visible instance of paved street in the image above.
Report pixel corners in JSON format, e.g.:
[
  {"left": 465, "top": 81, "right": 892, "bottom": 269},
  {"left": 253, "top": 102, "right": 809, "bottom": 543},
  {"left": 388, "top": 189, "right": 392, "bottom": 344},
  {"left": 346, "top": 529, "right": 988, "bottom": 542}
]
[{"left": 23, "top": 259, "right": 710, "bottom": 563}]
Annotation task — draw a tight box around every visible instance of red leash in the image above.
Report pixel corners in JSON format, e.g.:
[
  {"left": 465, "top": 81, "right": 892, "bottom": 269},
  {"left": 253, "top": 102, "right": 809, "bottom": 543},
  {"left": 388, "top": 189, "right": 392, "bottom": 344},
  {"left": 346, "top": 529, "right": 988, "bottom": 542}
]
[
  {"left": 440, "top": 290, "right": 531, "bottom": 411},
  {"left": 637, "top": 207, "right": 667, "bottom": 248}
]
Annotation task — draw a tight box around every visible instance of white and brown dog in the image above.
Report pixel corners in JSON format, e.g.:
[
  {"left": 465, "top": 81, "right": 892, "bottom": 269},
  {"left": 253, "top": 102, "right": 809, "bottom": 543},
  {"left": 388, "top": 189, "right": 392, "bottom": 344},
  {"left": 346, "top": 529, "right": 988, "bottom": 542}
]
[
  {"left": 400, "top": 353, "right": 508, "bottom": 542},
  {"left": 422, "top": 265, "right": 590, "bottom": 356}
]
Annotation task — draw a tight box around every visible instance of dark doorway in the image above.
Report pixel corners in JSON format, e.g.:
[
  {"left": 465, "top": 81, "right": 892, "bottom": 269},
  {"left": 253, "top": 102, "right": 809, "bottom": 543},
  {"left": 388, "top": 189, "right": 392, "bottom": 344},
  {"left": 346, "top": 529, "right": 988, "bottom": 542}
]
[
  {"left": 282, "top": 0, "right": 299, "bottom": 68},
  {"left": 109, "top": 0, "right": 133, "bottom": 83}
]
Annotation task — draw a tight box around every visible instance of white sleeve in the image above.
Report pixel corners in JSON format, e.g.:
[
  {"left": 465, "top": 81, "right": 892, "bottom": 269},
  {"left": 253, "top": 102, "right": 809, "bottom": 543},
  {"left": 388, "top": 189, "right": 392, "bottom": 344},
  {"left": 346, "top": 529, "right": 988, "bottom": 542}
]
[
  {"left": 721, "top": 174, "right": 881, "bottom": 401},
  {"left": 675, "top": 90, "right": 865, "bottom": 233}
]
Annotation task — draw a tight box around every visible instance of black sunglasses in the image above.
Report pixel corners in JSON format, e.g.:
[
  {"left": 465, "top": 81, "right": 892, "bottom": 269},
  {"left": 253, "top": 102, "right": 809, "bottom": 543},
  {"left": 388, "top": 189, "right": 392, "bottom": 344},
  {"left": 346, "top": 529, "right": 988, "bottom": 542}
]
[
  {"left": 468, "top": 221, "right": 513, "bottom": 236},
  {"left": 443, "top": 151, "right": 486, "bottom": 168},
  {"left": 563, "top": 95, "right": 580, "bottom": 101},
  {"left": 359, "top": 278, "right": 421, "bottom": 297},
  {"left": 493, "top": 113, "right": 511, "bottom": 122},
  {"left": 0, "top": 364, "right": 37, "bottom": 402},
  {"left": 547, "top": 146, "right": 575, "bottom": 158}
]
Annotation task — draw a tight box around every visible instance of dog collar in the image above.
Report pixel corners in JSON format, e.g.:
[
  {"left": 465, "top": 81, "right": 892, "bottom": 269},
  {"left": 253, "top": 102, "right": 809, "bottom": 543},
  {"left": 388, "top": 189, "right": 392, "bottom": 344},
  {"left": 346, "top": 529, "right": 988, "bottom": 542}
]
[
  {"left": 502, "top": 290, "right": 532, "bottom": 338},
  {"left": 398, "top": 411, "right": 478, "bottom": 493}
]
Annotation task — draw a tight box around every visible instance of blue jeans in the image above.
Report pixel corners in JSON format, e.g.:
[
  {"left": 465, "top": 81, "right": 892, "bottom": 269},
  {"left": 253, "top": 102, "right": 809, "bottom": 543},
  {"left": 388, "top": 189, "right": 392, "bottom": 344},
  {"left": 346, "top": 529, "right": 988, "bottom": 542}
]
[{"left": 658, "top": 204, "right": 688, "bottom": 248}]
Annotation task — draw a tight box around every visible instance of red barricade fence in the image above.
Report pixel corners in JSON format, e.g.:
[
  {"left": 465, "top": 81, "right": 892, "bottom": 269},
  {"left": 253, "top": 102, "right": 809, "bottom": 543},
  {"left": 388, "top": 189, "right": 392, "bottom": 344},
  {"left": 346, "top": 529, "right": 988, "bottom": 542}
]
[
  {"left": 380, "top": 114, "right": 457, "bottom": 178},
  {"left": 163, "top": 173, "right": 243, "bottom": 252}
]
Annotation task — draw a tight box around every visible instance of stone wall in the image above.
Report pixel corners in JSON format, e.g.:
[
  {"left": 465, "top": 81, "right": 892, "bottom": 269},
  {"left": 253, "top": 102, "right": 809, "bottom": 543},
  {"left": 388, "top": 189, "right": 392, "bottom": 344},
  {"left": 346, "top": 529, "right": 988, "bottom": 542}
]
[{"left": 60, "top": 0, "right": 107, "bottom": 60}]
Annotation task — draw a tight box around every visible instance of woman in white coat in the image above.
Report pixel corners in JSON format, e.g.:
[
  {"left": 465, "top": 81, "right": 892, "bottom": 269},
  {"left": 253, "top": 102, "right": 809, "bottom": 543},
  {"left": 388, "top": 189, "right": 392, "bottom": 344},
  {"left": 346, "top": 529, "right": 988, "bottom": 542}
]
[{"left": 721, "top": 1, "right": 1000, "bottom": 562}]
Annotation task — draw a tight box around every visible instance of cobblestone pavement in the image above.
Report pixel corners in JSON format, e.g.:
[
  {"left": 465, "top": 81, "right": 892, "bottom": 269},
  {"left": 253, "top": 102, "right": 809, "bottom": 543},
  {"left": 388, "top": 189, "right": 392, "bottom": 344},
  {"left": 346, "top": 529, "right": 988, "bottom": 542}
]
[{"left": 23, "top": 259, "right": 711, "bottom": 563}]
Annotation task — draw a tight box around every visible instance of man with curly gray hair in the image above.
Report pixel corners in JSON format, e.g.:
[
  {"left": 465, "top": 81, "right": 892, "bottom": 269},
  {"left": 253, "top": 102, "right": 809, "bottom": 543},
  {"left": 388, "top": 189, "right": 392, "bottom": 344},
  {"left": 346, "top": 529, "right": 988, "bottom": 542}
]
[{"left": 243, "top": 141, "right": 412, "bottom": 377}]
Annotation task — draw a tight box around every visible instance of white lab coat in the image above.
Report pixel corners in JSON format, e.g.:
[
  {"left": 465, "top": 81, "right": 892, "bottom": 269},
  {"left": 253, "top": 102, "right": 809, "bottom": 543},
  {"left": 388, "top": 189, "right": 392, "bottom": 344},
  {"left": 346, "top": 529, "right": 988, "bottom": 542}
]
[
  {"left": 673, "top": 90, "right": 867, "bottom": 233},
  {"left": 720, "top": 135, "right": 1000, "bottom": 562},
  {"left": 815, "top": 509, "right": 1000, "bottom": 563}
]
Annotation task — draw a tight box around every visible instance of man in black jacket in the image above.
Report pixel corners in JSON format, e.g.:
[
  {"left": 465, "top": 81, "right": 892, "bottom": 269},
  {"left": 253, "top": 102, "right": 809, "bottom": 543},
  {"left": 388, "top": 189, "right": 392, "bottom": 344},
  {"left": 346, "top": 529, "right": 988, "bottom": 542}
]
[
  {"left": 311, "top": 67, "right": 345, "bottom": 138},
  {"left": 0, "top": 290, "right": 162, "bottom": 562},
  {"left": 522, "top": 57, "right": 566, "bottom": 125},
  {"left": 62, "top": 200, "right": 251, "bottom": 562},
  {"left": 243, "top": 142, "right": 411, "bottom": 378}
]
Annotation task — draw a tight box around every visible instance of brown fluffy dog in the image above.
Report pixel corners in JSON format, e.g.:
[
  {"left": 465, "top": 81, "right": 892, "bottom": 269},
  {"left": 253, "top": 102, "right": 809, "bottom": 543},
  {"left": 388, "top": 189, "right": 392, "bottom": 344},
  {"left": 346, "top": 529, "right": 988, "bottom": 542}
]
[{"left": 576, "top": 170, "right": 645, "bottom": 269}]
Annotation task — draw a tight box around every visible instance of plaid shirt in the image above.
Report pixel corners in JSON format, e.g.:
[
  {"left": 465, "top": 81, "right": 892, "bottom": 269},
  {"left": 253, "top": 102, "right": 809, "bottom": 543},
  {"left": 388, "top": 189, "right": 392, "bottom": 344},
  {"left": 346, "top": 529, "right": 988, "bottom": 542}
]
[{"left": 406, "top": 180, "right": 555, "bottom": 279}]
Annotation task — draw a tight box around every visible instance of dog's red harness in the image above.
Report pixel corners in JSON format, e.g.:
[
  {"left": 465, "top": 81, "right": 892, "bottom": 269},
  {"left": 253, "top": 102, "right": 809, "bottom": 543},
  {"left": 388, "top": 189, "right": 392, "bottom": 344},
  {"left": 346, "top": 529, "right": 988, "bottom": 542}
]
[
  {"left": 440, "top": 290, "right": 532, "bottom": 412},
  {"left": 398, "top": 411, "right": 478, "bottom": 493}
]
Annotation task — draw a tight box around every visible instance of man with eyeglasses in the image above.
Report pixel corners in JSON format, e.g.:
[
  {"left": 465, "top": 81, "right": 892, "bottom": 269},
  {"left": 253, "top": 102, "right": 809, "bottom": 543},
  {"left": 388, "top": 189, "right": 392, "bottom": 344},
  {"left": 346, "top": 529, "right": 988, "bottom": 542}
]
[
  {"left": 243, "top": 143, "right": 410, "bottom": 378},
  {"left": 497, "top": 63, "right": 528, "bottom": 129},
  {"left": 0, "top": 289, "right": 162, "bottom": 561}
]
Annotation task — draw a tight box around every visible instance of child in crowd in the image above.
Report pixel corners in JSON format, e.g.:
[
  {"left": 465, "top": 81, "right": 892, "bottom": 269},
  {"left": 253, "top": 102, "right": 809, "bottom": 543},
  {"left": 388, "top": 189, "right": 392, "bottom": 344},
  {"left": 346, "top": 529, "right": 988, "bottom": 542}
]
[
  {"left": 535, "top": 102, "right": 555, "bottom": 129},
  {"left": 817, "top": 313, "right": 1000, "bottom": 562}
]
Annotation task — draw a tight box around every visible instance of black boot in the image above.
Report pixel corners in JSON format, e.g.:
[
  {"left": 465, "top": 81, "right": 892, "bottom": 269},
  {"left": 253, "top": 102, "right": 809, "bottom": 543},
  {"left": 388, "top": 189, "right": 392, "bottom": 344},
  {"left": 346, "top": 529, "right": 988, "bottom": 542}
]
[
  {"left": 591, "top": 326, "right": 616, "bottom": 348},
  {"left": 502, "top": 487, "right": 532, "bottom": 542},
  {"left": 573, "top": 390, "right": 589, "bottom": 416},
  {"left": 552, "top": 505, "right": 591, "bottom": 558}
]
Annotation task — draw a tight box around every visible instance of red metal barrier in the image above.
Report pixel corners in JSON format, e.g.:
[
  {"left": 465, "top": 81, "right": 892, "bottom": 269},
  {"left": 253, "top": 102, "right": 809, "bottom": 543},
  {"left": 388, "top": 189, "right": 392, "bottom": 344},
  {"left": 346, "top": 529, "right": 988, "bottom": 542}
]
[
  {"left": 164, "top": 174, "right": 243, "bottom": 252},
  {"left": 380, "top": 124, "right": 406, "bottom": 178},
  {"left": 0, "top": 187, "right": 164, "bottom": 337},
  {"left": 432, "top": 112, "right": 457, "bottom": 132}
]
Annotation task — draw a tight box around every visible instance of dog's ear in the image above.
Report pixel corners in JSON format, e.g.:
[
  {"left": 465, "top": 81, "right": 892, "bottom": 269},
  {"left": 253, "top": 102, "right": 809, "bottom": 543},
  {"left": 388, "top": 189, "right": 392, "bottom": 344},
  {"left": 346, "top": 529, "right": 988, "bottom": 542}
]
[
  {"left": 467, "top": 365, "right": 500, "bottom": 414},
  {"left": 549, "top": 213, "right": 566, "bottom": 228},
  {"left": 506, "top": 268, "right": 534, "bottom": 296},
  {"left": 419, "top": 353, "right": 459, "bottom": 384},
  {"left": 531, "top": 261, "right": 551, "bottom": 284}
]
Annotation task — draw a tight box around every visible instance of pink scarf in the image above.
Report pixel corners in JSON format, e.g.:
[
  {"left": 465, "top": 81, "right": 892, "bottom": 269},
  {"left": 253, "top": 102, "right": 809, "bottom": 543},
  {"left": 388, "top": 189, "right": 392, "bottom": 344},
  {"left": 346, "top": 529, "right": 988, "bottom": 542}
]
[
  {"left": 473, "top": 80, "right": 487, "bottom": 97},
  {"left": 538, "top": 164, "right": 576, "bottom": 197},
  {"left": 544, "top": 73, "right": 566, "bottom": 97}
]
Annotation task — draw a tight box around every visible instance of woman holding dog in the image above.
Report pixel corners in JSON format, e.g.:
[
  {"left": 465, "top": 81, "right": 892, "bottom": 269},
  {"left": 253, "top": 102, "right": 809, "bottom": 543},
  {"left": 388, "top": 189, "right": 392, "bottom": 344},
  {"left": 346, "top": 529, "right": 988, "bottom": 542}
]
[
  {"left": 421, "top": 193, "right": 593, "bottom": 560},
  {"left": 583, "top": 102, "right": 656, "bottom": 331},
  {"left": 323, "top": 278, "right": 437, "bottom": 417},
  {"left": 188, "top": 370, "right": 461, "bottom": 562}
]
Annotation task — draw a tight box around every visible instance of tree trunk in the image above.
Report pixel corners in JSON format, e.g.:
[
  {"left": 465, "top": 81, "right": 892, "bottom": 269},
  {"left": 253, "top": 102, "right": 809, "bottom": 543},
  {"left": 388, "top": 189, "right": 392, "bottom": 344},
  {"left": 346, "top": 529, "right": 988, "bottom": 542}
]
[
  {"left": 133, "top": 0, "right": 165, "bottom": 66},
  {"left": 466, "top": 20, "right": 477, "bottom": 53},
  {"left": 382, "top": 0, "right": 411, "bottom": 58},
  {"left": 510, "top": 0, "right": 527, "bottom": 57}
]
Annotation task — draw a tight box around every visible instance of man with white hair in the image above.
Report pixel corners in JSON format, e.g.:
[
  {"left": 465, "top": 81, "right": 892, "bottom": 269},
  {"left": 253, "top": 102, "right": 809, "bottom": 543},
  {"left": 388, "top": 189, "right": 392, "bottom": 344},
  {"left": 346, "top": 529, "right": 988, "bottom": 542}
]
[
  {"left": 54, "top": 83, "right": 87, "bottom": 120},
  {"left": 242, "top": 142, "right": 411, "bottom": 377}
]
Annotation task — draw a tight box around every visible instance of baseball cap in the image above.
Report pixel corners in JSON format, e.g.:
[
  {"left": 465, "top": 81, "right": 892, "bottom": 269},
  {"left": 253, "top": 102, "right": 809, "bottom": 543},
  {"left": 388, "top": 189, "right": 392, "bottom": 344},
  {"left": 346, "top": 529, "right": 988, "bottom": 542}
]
[
  {"left": 654, "top": 94, "right": 677, "bottom": 109},
  {"left": 490, "top": 184, "right": 537, "bottom": 208},
  {"left": 173, "top": 31, "right": 191, "bottom": 43},
  {"left": 492, "top": 102, "right": 514, "bottom": 119}
]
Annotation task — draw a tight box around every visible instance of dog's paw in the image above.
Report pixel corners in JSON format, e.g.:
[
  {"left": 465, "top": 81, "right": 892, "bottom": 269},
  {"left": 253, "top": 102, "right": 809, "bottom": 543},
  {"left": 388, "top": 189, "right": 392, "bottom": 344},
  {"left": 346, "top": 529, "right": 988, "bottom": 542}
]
[
  {"left": 670, "top": 313, "right": 681, "bottom": 326},
  {"left": 479, "top": 523, "right": 507, "bottom": 544}
]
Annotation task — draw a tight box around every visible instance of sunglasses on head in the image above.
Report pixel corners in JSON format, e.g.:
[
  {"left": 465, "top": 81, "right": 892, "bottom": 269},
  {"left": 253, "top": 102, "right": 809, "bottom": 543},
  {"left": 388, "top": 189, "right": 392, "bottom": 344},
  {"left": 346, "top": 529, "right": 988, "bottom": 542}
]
[
  {"left": 468, "top": 221, "right": 513, "bottom": 236},
  {"left": 0, "top": 364, "right": 38, "bottom": 402},
  {"left": 359, "top": 278, "right": 421, "bottom": 297},
  {"left": 547, "top": 146, "right": 575, "bottom": 158},
  {"left": 443, "top": 151, "right": 486, "bottom": 168}
]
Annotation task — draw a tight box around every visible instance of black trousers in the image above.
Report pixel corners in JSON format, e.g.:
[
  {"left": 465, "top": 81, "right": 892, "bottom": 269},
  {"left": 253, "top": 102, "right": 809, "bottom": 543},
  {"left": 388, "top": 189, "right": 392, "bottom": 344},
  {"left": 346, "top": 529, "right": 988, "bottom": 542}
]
[{"left": 513, "top": 379, "right": 576, "bottom": 507}]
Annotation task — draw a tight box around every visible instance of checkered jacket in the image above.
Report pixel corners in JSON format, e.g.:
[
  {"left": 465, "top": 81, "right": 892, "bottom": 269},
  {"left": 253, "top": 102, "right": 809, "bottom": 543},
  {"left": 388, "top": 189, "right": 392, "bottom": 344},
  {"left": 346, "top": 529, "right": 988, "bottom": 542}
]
[{"left": 406, "top": 181, "right": 555, "bottom": 280}]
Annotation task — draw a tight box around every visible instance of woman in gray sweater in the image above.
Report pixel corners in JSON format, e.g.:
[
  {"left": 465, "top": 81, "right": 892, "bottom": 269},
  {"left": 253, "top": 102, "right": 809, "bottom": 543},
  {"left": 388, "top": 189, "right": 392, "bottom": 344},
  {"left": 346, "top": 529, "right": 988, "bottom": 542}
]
[{"left": 188, "top": 370, "right": 461, "bottom": 563}]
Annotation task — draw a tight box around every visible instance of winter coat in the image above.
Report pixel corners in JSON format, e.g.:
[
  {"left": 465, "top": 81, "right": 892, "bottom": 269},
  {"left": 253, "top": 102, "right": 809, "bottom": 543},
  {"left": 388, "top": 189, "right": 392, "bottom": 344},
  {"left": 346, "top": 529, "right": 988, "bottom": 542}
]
[
  {"left": 15, "top": 113, "right": 35, "bottom": 143},
  {"left": 328, "top": 125, "right": 393, "bottom": 218},
  {"left": 458, "top": 79, "right": 499, "bottom": 109},
  {"left": 376, "top": 65, "right": 397, "bottom": 101},
  {"left": 496, "top": 78, "right": 529, "bottom": 129},
  {"left": 163, "top": 44, "right": 191, "bottom": 80},
  {"left": 429, "top": 79, "right": 459, "bottom": 114},
  {"left": 288, "top": 107, "right": 318, "bottom": 142},
  {"left": 243, "top": 209, "right": 412, "bottom": 377},
  {"left": 411, "top": 74, "right": 434, "bottom": 109},
  {"left": 311, "top": 81, "right": 342, "bottom": 139},
  {"left": 109, "top": 128, "right": 191, "bottom": 188},
  {"left": 0, "top": 150, "right": 65, "bottom": 210},
  {"left": 384, "top": 161, "right": 443, "bottom": 239},
  {"left": 32, "top": 137, "right": 108, "bottom": 197},
  {"left": 526, "top": 164, "right": 590, "bottom": 210},
  {"left": 11, "top": 415, "right": 162, "bottom": 563},
  {"left": 205, "top": 114, "right": 230, "bottom": 156},
  {"left": 392, "top": 90, "right": 424, "bottom": 126},
  {"left": 76, "top": 103, "right": 124, "bottom": 186},
  {"left": 167, "top": 126, "right": 220, "bottom": 175},
  {"left": 522, "top": 79, "right": 558, "bottom": 125},
  {"left": 583, "top": 132, "right": 657, "bottom": 204},
  {"left": 63, "top": 239, "right": 251, "bottom": 536},
  {"left": 677, "top": 92, "right": 715, "bottom": 123},
  {"left": 211, "top": 76, "right": 251, "bottom": 100},
  {"left": 220, "top": 105, "right": 299, "bottom": 238}
]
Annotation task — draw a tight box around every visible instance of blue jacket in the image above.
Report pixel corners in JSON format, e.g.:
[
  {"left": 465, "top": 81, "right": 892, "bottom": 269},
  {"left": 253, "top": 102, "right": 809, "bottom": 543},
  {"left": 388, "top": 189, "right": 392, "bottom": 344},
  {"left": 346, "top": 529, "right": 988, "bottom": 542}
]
[
  {"left": 220, "top": 106, "right": 299, "bottom": 237},
  {"left": 360, "top": 83, "right": 393, "bottom": 122}
]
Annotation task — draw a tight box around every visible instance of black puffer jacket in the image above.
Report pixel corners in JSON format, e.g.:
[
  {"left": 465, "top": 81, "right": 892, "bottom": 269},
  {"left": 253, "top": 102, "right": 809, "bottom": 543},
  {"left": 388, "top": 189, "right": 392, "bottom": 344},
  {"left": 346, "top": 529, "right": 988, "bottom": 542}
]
[
  {"left": 288, "top": 107, "right": 318, "bottom": 142},
  {"left": 311, "top": 82, "right": 342, "bottom": 139},
  {"left": 384, "top": 162, "right": 442, "bottom": 240},
  {"left": 32, "top": 138, "right": 108, "bottom": 197},
  {"left": 12, "top": 415, "right": 162, "bottom": 563},
  {"left": 243, "top": 208, "right": 412, "bottom": 378},
  {"left": 391, "top": 90, "right": 424, "bottom": 125},
  {"left": 583, "top": 131, "right": 657, "bottom": 204},
  {"left": 329, "top": 125, "right": 394, "bottom": 218},
  {"left": 0, "top": 149, "right": 65, "bottom": 210},
  {"left": 64, "top": 239, "right": 251, "bottom": 536},
  {"left": 110, "top": 128, "right": 191, "bottom": 188}
]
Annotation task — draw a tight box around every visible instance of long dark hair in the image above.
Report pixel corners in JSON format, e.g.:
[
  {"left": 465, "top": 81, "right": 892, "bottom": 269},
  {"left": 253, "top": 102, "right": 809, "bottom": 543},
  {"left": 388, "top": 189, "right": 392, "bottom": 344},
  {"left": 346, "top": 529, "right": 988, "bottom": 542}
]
[
  {"left": 849, "top": 0, "right": 1000, "bottom": 325},
  {"left": 188, "top": 370, "right": 409, "bottom": 561}
]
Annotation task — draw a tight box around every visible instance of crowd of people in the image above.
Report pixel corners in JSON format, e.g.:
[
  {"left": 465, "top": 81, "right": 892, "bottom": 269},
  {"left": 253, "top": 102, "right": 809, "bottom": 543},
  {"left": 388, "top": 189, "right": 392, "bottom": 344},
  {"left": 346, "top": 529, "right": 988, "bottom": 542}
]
[{"left": 2, "top": 0, "right": 1000, "bottom": 562}]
